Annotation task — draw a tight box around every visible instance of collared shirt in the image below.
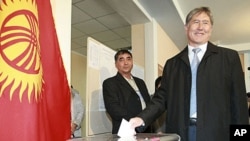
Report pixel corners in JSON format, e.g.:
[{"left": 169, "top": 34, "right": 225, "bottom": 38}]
[
  {"left": 188, "top": 43, "right": 207, "bottom": 64},
  {"left": 125, "top": 76, "right": 146, "bottom": 110}
]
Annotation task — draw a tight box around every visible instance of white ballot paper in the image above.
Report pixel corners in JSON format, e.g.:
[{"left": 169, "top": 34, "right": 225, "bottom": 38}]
[{"left": 117, "top": 118, "right": 136, "bottom": 140}]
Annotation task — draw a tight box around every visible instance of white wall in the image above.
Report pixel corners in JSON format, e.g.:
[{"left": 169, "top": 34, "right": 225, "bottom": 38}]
[{"left": 51, "top": 0, "right": 72, "bottom": 82}]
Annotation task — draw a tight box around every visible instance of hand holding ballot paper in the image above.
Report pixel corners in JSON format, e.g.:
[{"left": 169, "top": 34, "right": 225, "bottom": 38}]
[
  {"left": 117, "top": 119, "right": 136, "bottom": 140},
  {"left": 67, "top": 117, "right": 180, "bottom": 141}
]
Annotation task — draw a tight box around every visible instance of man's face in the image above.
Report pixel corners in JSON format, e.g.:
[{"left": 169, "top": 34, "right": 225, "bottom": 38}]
[
  {"left": 115, "top": 53, "right": 133, "bottom": 75},
  {"left": 185, "top": 12, "right": 213, "bottom": 47}
]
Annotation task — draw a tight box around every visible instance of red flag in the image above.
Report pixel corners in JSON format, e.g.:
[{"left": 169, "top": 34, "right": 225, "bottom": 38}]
[{"left": 0, "top": 0, "right": 71, "bottom": 140}]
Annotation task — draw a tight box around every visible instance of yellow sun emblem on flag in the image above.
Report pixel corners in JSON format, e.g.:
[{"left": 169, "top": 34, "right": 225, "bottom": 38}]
[{"left": 0, "top": 0, "right": 43, "bottom": 102}]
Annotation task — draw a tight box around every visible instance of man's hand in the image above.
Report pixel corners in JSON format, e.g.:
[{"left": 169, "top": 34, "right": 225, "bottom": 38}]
[
  {"left": 129, "top": 117, "right": 144, "bottom": 130},
  {"left": 71, "top": 123, "right": 77, "bottom": 134}
]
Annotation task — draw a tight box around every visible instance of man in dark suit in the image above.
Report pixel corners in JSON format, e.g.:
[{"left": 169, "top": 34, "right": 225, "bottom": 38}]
[
  {"left": 102, "top": 49, "right": 151, "bottom": 134},
  {"left": 129, "top": 7, "right": 249, "bottom": 141}
]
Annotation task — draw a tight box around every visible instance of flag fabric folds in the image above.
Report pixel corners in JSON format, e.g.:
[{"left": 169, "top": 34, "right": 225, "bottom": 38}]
[{"left": 0, "top": 0, "right": 71, "bottom": 140}]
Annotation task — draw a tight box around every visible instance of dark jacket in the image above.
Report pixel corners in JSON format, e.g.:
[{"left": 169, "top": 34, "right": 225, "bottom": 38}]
[
  {"left": 103, "top": 72, "right": 151, "bottom": 134},
  {"left": 139, "top": 42, "right": 249, "bottom": 141}
]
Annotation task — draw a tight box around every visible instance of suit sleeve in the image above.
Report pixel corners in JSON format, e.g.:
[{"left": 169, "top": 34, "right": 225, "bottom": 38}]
[
  {"left": 230, "top": 51, "right": 249, "bottom": 124},
  {"left": 137, "top": 62, "right": 169, "bottom": 128}
]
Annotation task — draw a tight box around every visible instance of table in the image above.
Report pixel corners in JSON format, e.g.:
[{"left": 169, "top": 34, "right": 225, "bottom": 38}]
[{"left": 67, "top": 133, "right": 180, "bottom": 141}]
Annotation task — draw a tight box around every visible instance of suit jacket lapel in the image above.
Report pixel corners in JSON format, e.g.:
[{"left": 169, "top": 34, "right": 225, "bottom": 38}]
[{"left": 116, "top": 73, "right": 137, "bottom": 94}]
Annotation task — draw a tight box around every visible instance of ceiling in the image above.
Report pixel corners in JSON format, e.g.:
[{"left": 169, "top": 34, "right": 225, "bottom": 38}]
[{"left": 71, "top": 0, "right": 250, "bottom": 56}]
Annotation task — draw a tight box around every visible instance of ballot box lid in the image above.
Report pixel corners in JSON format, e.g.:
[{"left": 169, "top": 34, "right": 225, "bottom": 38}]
[{"left": 67, "top": 133, "right": 180, "bottom": 141}]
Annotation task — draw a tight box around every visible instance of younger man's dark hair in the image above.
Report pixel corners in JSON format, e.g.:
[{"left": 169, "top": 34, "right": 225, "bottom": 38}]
[{"left": 114, "top": 49, "right": 132, "bottom": 61}]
